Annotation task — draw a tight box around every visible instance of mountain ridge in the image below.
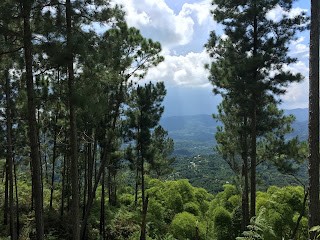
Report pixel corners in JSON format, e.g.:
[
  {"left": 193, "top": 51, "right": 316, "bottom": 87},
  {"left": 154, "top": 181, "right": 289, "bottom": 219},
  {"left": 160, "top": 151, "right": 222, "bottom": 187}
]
[{"left": 160, "top": 108, "right": 308, "bottom": 155}]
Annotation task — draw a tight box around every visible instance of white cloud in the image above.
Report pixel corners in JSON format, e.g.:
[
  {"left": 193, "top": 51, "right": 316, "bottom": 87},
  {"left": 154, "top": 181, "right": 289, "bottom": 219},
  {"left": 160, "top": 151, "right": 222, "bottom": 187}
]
[
  {"left": 114, "top": 0, "right": 215, "bottom": 52},
  {"left": 282, "top": 61, "right": 308, "bottom": 109},
  {"left": 145, "top": 50, "right": 211, "bottom": 87},
  {"left": 266, "top": 5, "right": 307, "bottom": 22},
  {"left": 290, "top": 37, "right": 309, "bottom": 59}
]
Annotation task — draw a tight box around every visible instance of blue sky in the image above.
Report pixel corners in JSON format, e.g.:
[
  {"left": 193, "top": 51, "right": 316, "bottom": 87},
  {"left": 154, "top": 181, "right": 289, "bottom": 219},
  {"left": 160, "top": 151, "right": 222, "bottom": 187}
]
[{"left": 115, "top": 0, "right": 310, "bottom": 116}]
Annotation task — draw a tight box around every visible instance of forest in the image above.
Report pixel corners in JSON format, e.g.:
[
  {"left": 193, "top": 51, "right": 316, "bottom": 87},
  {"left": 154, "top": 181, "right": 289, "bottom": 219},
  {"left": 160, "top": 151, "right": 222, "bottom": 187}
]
[{"left": 0, "top": 0, "right": 319, "bottom": 240}]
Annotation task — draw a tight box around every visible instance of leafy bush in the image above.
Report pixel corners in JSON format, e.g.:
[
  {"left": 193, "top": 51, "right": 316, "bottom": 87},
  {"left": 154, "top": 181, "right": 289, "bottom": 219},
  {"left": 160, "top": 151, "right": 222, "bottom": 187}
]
[
  {"left": 213, "top": 207, "right": 232, "bottom": 240},
  {"left": 183, "top": 202, "right": 200, "bottom": 216},
  {"left": 170, "top": 212, "right": 204, "bottom": 240}
]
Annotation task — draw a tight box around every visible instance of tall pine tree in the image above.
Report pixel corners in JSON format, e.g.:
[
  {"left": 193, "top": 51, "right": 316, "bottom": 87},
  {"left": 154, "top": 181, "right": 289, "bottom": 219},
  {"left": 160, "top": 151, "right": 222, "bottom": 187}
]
[{"left": 206, "top": 0, "right": 307, "bottom": 225}]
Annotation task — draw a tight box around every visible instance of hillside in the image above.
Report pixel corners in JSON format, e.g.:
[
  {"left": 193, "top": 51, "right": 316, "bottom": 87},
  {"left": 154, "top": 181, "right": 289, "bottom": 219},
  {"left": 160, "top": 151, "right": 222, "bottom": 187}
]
[
  {"left": 161, "top": 108, "right": 308, "bottom": 155},
  {"left": 163, "top": 108, "right": 308, "bottom": 193}
]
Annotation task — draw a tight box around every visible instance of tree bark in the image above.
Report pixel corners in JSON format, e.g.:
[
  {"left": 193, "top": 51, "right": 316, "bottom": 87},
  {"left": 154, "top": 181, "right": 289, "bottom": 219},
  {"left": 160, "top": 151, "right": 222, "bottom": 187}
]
[
  {"left": 49, "top": 115, "right": 58, "bottom": 209},
  {"left": 250, "top": 11, "right": 258, "bottom": 219},
  {"left": 4, "top": 164, "right": 8, "bottom": 225},
  {"left": 22, "top": 1, "right": 44, "bottom": 239},
  {"left": 66, "top": 0, "right": 80, "bottom": 238},
  {"left": 250, "top": 103, "right": 257, "bottom": 218},
  {"left": 60, "top": 148, "right": 67, "bottom": 217},
  {"left": 100, "top": 169, "right": 106, "bottom": 239},
  {"left": 13, "top": 158, "right": 20, "bottom": 237},
  {"left": 291, "top": 190, "right": 308, "bottom": 240},
  {"left": 308, "top": 0, "right": 320, "bottom": 238},
  {"left": 5, "top": 69, "right": 17, "bottom": 240},
  {"left": 140, "top": 195, "right": 148, "bottom": 240},
  {"left": 80, "top": 91, "right": 123, "bottom": 239}
]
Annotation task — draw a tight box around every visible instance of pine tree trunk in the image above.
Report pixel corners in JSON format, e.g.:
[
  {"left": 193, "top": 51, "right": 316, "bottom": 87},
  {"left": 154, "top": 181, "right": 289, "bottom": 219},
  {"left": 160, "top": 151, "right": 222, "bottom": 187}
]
[
  {"left": 250, "top": 104, "right": 257, "bottom": 218},
  {"left": 241, "top": 117, "right": 249, "bottom": 230},
  {"left": 5, "top": 69, "right": 17, "bottom": 240},
  {"left": 60, "top": 150, "right": 67, "bottom": 217},
  {"left": 291, "top": 190, "right": 308, "bottom": 240},
  {"left": 100, "top": 169, "right": 106, "bottom": 239},
  {"left": 4, "top": 165, "right": 8, "bottom": 225},
  {"left": 135, "top": 167, "right": 139, "bottom": 206},
  {"left": 87, "top": 140, "right": 94, "bottom": 210},
  {"left": 250, "top": 12, "right": 258, "bottom": 219},
  {"left": 66, "top": 0, "right": 80, "bottom": 238},
  {"left": 140, "top": 195, "right": 148, "bottom": 240},
  {"left": 22, "top": 1, "right": 44, "bottom": 239},
  {"left": 81, "top": 98, "right": 122, "bottom": 238},
  {"left": 13, "top": 158, "right": 20, "bottom": 238},
  {"left": 241, "top": 140, "right": 249, "bottom": 229},
  {"left": 83, "top": 146, "right": 88, "bottom": 218},
  {"left": 50, "top": 116, "right": 58, "bottom": 209},
  {"left": 140, "top": 151, "right": 147, "bottom": 240},
  {"left": 308, "top": 0, "right": 320, "bottom": 237}
]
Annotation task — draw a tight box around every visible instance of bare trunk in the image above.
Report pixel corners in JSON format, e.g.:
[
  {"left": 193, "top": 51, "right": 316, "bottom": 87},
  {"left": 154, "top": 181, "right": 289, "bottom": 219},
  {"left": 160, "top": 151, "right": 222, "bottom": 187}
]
[
  {"left": 66, "top": 0, "right": 80, "bottom": 238},
  {"left": 50, "top": 116, "right": 58, "bottom": 209},
  {"left": 250, "top": 12, "right": 258, "bottom": 219},
  {"left": 13, "top": 159, "right": 20, "bottom": 238},
  {"left": 291, "top": 190, "right": 308, "bottom": 240},
  {"left": 241, "top": 117, "right": 249, "bottom": 230},
  {"left": 5, "top": 69, "right": 17, "bottom": 240},
  {"left": 100, "top": 169, "right": 106, "bottom": 239},
  {"left": 22, "top": 1, "right": 44, "bottom": 239},
  {"left": 140, "top": 195, "right": 148, "bottom": 240},
  {"left": 60, "top": 150, "right": 67, "bottom": 217},
  {"left": 308, "top": 0, "right": 320, "bottom": 238},
  {"left": 250, "top": 104, "right": 257, "bottom": 218},
  {"left": 4, "top": 165, "right": 8, "bottom": 225}
]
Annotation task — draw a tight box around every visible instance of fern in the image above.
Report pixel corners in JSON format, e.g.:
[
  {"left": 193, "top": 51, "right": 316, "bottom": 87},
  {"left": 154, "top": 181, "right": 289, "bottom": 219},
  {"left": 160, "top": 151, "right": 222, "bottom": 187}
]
[{"left": 236, "top": 208, "right": 275, "bottom": 240}]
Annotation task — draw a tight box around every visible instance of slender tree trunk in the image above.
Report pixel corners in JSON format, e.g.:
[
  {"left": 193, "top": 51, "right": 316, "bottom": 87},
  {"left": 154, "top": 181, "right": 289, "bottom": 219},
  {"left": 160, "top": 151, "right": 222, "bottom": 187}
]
[
  {"left": 140, "top": 195, "right": 148, "bottom": 240},
  {"left": 250, "top": 104, "right": 257, "bottom": 218},
  {"left": 241, "top": 116, "right": 249, "bottom": 230},
  {"left": 250, "top": 12, "right": 258, "bottom": 219},
  {"left": 50, "top": 117, "right": 58, "bottom": 209},
  {"left": 66, "top": 0, "right": 80, "bottom": 238},
  {"left": 308, "top": 0, "right": 320, "bottom": 238},
  {"left": 100, "top": 169, "right": 106, "bottom": 239},
  {"left": 5, "top": 69, "right": 17, "bottom": 240},
  {"left": 291, "top": 190, "right": 308, "bottom": 240},
  {"left": 241, "top": 145, "right": 249, "bottom": 229},
  {"left": 22, "top": 1, "right": 44, "bottom": 239},
  {"left": 81, "top": 100, "right": 122, "bottom": 238},
  {"left": 113, "top": 172, "right": 117, "bottom": 205},
  {"left": 135, "top": 167, "right": 139, "bottom": 206},
  {"left": 13, "top": 158, "right": 20, "bottom": 238},
  {"left": 60, "top": 150, "right": 67, "bottom": 217},
  {"left": 108, "top": 163, "right": 117, "bottom": 206},
  {"left": 4, "top": 165, "right": 8, "bottom": 225},
  {"left": 83, "top": 146, "right": 88, "bottom": 218},
  {"left": 87, "top": 140, "right": 93, "bottom": 210},
  {"left": 140, "top": 141, "right": 147, "bottom": 240},
  {"left": 81, "top": 146, "right": 109, "bottom": 239}
]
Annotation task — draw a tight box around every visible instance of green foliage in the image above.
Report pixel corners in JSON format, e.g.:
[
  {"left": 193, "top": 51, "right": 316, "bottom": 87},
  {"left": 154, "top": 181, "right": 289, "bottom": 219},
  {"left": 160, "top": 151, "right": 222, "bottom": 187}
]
[
  {"left": 170, "top": 212, "right": 204, "bottom": 240},
  {"left": 255, "top": 186, "right": 307, "bottom": 239},
  {"left": 237, "top": 209, "right": 276, "bottom": 240},
  {"left": 183, "top": 202, "right": 200, "bottom": 216},
  {"left": 212, "top": 207, "right": 232, "bottom": 240}
]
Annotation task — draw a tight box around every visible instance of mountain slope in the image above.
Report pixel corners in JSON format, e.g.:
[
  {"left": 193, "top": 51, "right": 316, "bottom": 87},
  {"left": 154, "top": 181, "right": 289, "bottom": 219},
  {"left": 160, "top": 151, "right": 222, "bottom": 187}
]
[{"left": 161, "top": 108, "right": 308, "bottom": 155}]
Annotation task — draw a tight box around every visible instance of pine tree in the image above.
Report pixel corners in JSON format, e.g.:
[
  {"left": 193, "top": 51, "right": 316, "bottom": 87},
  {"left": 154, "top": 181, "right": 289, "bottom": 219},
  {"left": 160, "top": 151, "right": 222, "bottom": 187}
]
[
  {"left": 206, "top": 0, "right": 307, "bottom": 224},
  {"left": 126, "top": 81, "right": 166, "bottom": 240}
]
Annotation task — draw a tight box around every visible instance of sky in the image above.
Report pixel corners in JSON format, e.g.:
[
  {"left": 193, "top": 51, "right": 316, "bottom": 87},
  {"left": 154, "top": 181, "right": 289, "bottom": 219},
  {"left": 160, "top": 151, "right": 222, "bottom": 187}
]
[{"left": 115, "top": 0, "right": 310, "bottom": 117}]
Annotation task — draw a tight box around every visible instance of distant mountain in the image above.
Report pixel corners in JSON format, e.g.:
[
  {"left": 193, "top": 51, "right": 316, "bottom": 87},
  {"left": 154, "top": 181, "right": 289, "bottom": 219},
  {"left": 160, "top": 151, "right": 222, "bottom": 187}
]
[
  {"left": 284, "top": 108, "right": 308, "bottom": 122},
  {"left": 160, "top": 114, "right": 219, "bottom": 143},
  {"left": 161, "top": 108, "right": 308, "bottom": 155}
]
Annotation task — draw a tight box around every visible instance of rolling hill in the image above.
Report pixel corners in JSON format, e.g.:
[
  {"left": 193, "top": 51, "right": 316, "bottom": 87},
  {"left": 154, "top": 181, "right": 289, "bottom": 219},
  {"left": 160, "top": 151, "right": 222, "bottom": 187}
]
[{"left": 160, "top": 108, "right": 308, "bottom": 155}]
